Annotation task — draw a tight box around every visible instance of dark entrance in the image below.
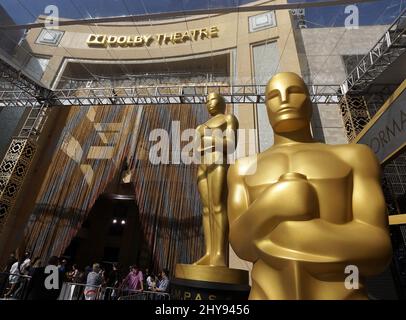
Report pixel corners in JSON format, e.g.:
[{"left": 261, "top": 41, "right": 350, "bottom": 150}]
[{"left": 63, "top": 191, "right": 147, "bottom": 272}]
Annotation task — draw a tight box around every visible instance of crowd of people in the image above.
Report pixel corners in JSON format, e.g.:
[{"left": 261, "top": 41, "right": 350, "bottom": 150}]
[
  {"left": 79, "top": 263, "right": 170, "bottom": 300},
  {"left": 0, "top": 252, "right": 62, "bottom": 300},
  {"left": 0, "top": 251, "right": 170, "bottom": 300}
]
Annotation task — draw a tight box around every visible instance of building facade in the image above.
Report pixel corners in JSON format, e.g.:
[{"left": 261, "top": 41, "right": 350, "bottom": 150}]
[{"left": 0, "top": 0, "right": 405, "bottom": 298}]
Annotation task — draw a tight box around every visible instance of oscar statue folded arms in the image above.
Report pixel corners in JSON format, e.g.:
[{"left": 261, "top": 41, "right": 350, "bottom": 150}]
[{"left": 228, "top": 145, "right": 392, "bottom": 275}]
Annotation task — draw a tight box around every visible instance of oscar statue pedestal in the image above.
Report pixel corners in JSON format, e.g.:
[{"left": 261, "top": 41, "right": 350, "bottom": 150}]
[{"left": 171, "top": 264, "right": 250, "bottom": 300}]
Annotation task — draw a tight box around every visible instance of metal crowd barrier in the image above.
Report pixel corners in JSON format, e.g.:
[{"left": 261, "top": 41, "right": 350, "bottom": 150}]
[
  {"left": 0, "top": 272, "right": 32, "bottom": 300},
  {"left": 118, "top": 289, "right": 170, "bottom": 301},
  {"left": 58, "top": 282, "right": 170, "bottom": 300}
]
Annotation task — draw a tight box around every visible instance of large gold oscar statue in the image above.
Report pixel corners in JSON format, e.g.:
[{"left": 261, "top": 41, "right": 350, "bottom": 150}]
[
  {"left": 227, "top": 72, "right": 393, "bottom": 299},
  {"left": 175, "top": 93, "right": 248, "bottom": 288}
]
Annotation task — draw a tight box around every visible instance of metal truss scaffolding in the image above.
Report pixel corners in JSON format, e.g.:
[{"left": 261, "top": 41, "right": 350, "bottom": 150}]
[
  {"left": 0, "top": 60, "right": 52, "bottom": 233},
  {"left": 0, "top": 84, "right": 341, "bottom": 107},
  {"left": 0, "top": 58, "right": 53, "bottom": 104},
  {"left": 341, "top": 9, "right": 406, "bottom": 94}
]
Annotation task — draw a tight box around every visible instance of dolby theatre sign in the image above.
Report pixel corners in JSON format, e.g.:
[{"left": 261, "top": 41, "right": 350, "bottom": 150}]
[{"left": 86, "top": 26, "right": 219, "bottom": 47}]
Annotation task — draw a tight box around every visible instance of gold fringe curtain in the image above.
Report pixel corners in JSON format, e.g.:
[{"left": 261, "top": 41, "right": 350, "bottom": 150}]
[
  {"left": 131, "top": 104, "right": 208, "bottom": 273},
  {"left": 24, "top": 105, "right": 140, "bottom": 259},
  {"left": 24, "top": 102, "right": 208, "bottom": 274}
]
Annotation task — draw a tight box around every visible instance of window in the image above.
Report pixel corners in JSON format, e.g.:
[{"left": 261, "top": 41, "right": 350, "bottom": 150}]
[
  {"left": 35, "top": 28, "right": 64, "bottom": 46},
  {"left": 25, "top": 56, "right": 50, "bottom": 80},
  {"left": 249, "top": 12, "right": 277, "bottom": 33}
]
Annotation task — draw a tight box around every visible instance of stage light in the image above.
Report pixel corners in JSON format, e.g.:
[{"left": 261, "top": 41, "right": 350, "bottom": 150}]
[
  {"left": 112, "top": 219, "right": 117, "bottom": 224},
  {"left": 121, "top": 220, "right": 126, "bottom": 225}
]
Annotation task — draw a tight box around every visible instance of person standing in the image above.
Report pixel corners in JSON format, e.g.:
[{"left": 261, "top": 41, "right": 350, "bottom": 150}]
[
  {"left": 19, "top": 251, "right": 31, "bottom": 275},
  {"left": 146, "top": 273, "right": 157, "bottom": 291},
  {"left": 3, "top": 258, "right": 21, "bottom": 298},
  {"left": 84, "top": 263, "right": 103, "bottom": 300},
  {"left": 155, "top": 269, "right": 170, "bottom": 293},
  {"left": 66, "top": 264, "right": 84, "bottom": 300},
  {"left": 67, "top": 264, "right": 83, "bottom": 283},
  {"left": 105, "top": 263, "right": 121, "bottom": 299},
  {"left": 120, "top": 265, "right": 143, "bottom": 294}
]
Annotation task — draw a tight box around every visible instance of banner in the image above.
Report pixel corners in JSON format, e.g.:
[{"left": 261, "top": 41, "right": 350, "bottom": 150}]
[{"left": 355, "top": 80, "right": 406, "bottom": 164}]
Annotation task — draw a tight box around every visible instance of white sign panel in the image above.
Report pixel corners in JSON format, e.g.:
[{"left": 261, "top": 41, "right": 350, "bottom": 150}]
[{"left": 356, "top": 81, "right": 406, "bottom": 163}]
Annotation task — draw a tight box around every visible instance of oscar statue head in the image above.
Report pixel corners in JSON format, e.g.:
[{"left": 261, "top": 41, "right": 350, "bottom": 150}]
[
  {"left": 265, "top": 72, "right": 312, "bottom": 133},
  {"left": 206, "top": 92, "right": 226, "bottom": 116}
]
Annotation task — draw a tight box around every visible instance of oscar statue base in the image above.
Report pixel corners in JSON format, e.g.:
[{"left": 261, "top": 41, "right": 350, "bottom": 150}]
[{"left": 171, "top": 264, "right": 250, "bottom": 300}]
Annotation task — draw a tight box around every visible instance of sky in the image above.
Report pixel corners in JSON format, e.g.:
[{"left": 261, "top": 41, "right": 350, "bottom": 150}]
[{"left": 0, "top": 0, "right": 404, "bottom": 28}]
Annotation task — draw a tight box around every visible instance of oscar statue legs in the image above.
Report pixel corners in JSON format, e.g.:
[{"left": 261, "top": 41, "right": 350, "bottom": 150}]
[
  {"left": 208, "top": 164, "right": 228, "bottom": 267},
  {"left": 195, "top": 165, "right": 211, "bottom": 265},
  {"left": 194, "top": 164, "right": 228, "bottom": 267}
]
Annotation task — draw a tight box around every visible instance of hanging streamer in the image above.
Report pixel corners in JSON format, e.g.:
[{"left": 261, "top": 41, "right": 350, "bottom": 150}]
[{"left": 24, "top": 102, "right": 208, "bottom": 275}]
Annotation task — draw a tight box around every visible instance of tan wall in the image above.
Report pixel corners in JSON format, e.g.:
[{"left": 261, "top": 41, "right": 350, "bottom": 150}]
[{"left": 23, "top": 0, "right": 301, "bottom": 87}]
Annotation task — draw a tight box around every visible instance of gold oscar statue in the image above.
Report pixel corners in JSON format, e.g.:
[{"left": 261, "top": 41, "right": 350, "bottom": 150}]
[
  {"left": 175, "top": 93, "right": 248, "bottom": 287},
  {"left": 194, "top": 92, "right": 238, "bottom": 267},
  {"left": 227, "top": 72, "right": 393, "bottom": 299}
]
